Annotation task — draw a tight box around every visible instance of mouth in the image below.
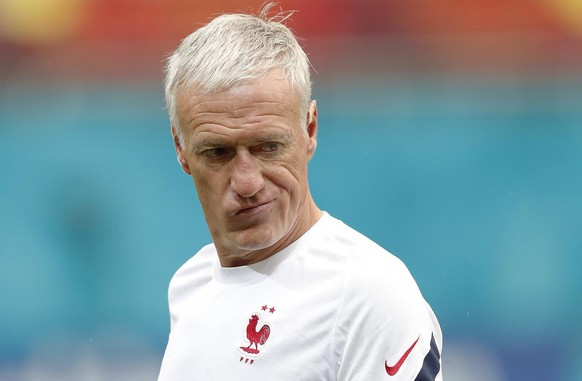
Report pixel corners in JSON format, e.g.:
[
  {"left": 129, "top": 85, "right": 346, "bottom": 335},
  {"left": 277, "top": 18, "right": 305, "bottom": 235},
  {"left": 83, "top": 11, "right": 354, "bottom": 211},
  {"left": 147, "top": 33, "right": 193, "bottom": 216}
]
[{"left": 234, "top": 200, "right": 272, "bottom": 216}]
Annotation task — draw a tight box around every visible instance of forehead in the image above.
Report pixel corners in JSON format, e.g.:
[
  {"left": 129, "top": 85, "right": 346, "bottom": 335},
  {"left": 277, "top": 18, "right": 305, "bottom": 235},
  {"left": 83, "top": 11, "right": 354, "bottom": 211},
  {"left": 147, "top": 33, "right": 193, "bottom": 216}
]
[{"left": 176, "top": 71, "right": 302, "bottom": 131}]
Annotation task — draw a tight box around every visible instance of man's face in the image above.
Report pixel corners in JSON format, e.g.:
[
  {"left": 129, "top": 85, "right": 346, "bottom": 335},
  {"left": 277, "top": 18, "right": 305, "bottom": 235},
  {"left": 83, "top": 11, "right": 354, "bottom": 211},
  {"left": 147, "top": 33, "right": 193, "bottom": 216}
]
[{"left": 174, "top": 69, "right": 318, "bottom": 266}]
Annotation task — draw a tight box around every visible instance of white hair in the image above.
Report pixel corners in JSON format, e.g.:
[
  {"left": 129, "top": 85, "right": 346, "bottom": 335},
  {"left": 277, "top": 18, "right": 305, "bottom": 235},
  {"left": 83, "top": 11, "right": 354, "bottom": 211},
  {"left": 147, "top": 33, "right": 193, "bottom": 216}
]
[{"left": 164, "top": 3, "right": 312, "bottom": 142}]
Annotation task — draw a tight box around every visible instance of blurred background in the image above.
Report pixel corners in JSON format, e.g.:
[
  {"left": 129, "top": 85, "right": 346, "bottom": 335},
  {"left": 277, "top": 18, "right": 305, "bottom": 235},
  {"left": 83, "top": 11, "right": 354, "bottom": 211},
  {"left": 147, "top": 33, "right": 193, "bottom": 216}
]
[{"left": 1, "top": 0, "right": 581, "bottom": 380}]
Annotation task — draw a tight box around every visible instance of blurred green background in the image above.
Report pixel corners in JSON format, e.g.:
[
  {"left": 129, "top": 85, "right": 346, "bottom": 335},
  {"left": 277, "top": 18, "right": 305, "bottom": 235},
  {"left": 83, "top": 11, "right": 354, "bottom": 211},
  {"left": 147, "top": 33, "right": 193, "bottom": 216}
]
[{"left": 1, "top": 1, "right": 581, "bottom": 380}]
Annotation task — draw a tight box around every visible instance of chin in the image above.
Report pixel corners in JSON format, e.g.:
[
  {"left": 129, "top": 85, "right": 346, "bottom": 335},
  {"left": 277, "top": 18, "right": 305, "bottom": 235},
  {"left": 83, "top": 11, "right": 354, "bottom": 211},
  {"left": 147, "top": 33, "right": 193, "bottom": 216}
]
[{"left": 231, "top": 227, "right": 282, "bottom": 252}]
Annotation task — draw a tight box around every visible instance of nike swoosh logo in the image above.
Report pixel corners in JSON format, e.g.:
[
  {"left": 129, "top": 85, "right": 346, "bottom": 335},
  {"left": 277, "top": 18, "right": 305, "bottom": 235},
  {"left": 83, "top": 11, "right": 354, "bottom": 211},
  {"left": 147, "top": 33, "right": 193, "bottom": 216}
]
[{"left": 385, "top": 336, "right": 420, "bottom": 376}]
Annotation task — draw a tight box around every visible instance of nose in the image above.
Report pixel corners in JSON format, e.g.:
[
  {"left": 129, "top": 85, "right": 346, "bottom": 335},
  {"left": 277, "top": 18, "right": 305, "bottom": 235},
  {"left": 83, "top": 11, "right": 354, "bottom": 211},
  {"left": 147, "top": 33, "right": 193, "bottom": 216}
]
[{"left": 230, "top": 150, "right": 265, "bottom": 198}]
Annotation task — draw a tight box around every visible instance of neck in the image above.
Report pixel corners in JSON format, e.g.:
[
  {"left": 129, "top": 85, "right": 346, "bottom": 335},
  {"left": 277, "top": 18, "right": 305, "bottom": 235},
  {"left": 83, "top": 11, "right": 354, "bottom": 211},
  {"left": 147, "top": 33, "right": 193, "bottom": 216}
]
[{"left": 217, "top": 200, "right": 322, "bottom": 267}]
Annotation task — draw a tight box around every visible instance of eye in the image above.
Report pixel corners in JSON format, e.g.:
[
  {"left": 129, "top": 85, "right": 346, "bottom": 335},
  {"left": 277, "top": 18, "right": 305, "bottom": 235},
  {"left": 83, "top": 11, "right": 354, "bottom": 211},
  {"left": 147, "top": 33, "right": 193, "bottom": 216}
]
[
  {"left": 204, "top": 147, "right": 230, "bottom": 158},
  {"left": 257, "top": 142, "right": 280, "bottom": 153}
]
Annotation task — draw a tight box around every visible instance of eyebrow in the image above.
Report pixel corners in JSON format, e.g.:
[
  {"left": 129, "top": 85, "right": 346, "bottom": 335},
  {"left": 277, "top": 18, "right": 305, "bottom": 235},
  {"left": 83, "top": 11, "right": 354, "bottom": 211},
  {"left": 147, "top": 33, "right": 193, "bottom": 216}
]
[
  {"left": 190, "top": 140, "right": 225, "bottom": 154},
  {"left": 254, "top": 131, "right": 292, "bottom": 143},
  {"left": 191, "top": 130, "right": 293, "bottom": 153}
]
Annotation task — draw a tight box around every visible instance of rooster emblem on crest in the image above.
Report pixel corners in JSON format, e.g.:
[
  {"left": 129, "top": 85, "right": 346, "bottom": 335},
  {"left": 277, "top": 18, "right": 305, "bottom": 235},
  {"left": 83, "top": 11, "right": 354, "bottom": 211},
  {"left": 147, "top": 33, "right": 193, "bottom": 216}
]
[{"left": 240, "top": 314, "right": 270, "bottom": 354}]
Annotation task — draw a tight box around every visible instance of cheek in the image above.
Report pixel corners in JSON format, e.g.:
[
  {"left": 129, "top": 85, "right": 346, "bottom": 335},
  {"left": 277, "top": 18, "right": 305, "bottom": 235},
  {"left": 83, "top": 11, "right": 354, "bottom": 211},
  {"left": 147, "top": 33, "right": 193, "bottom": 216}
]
[
  {"left": 192, "top": 169, "right": 220, "bottom": 204},
  {"left": 269, "top": 163, "right": 307, "bottom": 197}
]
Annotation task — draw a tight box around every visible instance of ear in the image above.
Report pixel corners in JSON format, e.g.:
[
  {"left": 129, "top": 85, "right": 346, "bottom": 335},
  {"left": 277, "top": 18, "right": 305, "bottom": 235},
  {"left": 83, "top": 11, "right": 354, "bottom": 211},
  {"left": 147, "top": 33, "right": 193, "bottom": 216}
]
[
  {"left": 172, "top": 125, "right": 192, "bottom": 175},
  {"left": 306, "top": 100, "right": 318, "bottom": 160}
]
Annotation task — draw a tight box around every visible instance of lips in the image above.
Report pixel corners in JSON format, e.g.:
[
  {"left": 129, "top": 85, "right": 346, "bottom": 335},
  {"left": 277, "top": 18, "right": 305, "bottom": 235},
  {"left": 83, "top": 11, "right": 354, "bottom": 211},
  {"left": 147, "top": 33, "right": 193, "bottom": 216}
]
[{"left": 234, "top": 201, "right": 272, "bottom": 216}]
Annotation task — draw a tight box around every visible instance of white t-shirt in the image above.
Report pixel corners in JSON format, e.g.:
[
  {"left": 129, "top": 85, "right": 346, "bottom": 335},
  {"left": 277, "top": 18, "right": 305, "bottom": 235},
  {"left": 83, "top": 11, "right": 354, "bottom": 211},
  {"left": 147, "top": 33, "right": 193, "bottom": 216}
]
[{"left": 158, "top": 213, "right": 442, "bottom": 381}]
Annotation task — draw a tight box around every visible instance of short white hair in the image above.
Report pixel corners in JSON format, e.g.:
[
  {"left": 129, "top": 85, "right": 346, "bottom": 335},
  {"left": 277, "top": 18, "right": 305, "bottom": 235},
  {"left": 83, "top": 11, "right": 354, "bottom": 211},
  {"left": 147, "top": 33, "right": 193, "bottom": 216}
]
[{"left": 164, "top": 3, "right": 312, "bottom": 142}]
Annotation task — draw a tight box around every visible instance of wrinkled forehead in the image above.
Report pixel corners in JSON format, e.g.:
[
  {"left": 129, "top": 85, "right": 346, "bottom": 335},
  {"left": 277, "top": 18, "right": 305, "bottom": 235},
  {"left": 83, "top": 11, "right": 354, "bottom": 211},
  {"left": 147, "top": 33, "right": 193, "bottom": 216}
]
[
  {"left": 175, "top": 71, "right": 304, "bottom": 135},
  {"left": 176, "top": 71, "right": 301, "bottom": 118}
]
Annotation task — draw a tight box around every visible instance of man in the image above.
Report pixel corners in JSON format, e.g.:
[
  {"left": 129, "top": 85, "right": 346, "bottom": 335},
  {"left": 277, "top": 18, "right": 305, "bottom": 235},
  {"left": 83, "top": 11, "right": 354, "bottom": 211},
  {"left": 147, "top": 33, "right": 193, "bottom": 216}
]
[{"left": 158, "top": 4, "right": 442, "bottom": 380}]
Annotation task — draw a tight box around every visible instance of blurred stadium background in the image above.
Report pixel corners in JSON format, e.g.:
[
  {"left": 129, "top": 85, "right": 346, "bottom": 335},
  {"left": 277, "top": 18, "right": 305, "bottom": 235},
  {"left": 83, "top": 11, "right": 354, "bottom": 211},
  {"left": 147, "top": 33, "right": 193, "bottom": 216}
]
[{"left": 1, "top": 0, "right": 581, "bottom": 380}]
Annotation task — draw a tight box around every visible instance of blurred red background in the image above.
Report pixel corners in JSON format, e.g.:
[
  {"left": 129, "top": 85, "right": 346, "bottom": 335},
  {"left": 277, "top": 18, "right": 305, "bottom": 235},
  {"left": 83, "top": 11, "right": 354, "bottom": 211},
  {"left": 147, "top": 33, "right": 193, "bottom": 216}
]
[{"left": 1, "top": 0, "right": 581, "bottom": 82}]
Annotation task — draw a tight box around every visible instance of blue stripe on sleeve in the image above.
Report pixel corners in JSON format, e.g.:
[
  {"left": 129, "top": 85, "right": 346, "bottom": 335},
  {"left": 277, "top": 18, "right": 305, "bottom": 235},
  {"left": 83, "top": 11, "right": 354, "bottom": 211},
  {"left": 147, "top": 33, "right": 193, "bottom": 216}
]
[{"left": 414, "top": 333, "right": 441, "bottom": 381}]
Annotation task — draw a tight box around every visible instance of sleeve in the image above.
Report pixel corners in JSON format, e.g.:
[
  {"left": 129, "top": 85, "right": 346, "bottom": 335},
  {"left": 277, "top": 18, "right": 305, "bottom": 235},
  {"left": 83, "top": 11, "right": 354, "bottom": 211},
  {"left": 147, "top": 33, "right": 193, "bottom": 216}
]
[{"left": 333, "top": 253, "right": 443, "bottom": 381}]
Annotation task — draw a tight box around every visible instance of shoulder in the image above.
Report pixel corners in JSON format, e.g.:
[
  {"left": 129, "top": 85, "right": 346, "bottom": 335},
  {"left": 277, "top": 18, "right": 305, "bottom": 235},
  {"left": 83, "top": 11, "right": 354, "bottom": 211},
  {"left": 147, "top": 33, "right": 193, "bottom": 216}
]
[
  {"left": 316, "top": 213, "right": 412, "bottom": 285},
  {"left": 168, "top": 244, "right": 216, "bottom": 305},
  {"left": 309, "top": 214, "right": 424, "bottom": 313},
  {"left": 324, "top": 216, "right": 442, "bottom": 379},
  {"left": 335, "top": 219, "right": 427, "bottom": 320},
  {"left": 323, "top": 213, "right": 435, "bottom": 334},
  {"left": 307, "top": 213, "right": 388, "bottom": 257}
]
